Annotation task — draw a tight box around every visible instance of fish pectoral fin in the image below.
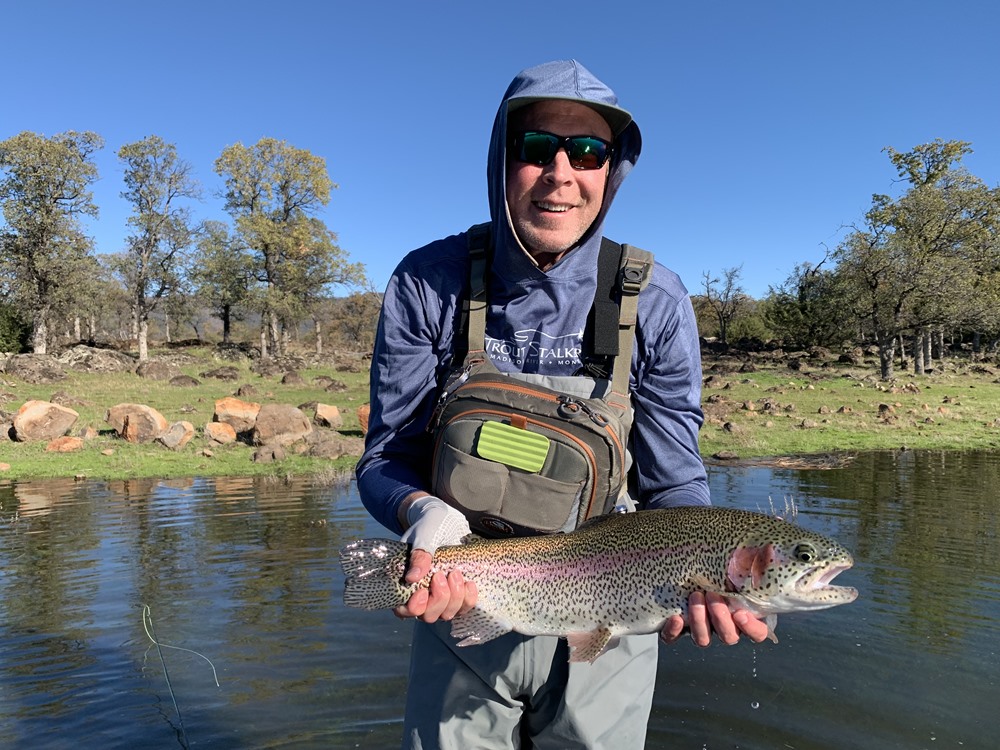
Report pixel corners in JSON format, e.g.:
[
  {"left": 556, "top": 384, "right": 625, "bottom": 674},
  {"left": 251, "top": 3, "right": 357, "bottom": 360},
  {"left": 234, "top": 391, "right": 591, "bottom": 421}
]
[
  {"left": 450, "top": 608, "right": 513, "bottom": 647},
  {"left": 765, "top": 614, "right": 779, "bottom": 644},
  {"left": 566, "top": 627, "right": 616, "bottom": 664}
]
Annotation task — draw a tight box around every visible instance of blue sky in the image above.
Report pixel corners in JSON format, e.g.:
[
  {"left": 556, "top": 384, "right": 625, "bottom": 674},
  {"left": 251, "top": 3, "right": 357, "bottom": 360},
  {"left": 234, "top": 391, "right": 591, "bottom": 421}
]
[{"left": 5, "top": 0, "right": 998, "bottom": 299}]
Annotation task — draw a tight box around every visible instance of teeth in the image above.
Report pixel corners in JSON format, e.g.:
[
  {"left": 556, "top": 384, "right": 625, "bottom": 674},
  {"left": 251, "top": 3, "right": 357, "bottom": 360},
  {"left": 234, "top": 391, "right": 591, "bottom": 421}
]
[{"left": 536, "top": 202, "right": 570, "bottom": 212}]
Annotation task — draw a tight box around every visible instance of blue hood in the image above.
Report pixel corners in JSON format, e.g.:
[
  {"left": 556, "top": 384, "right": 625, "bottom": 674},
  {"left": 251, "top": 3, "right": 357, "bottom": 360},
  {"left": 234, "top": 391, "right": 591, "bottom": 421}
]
[{"left": 486, "top": 60, "right": 642, "bottom": 283}]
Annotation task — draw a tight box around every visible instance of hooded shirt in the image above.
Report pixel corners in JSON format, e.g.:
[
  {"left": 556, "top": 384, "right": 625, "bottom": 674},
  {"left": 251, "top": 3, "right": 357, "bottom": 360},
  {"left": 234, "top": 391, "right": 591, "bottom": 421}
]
[{"left": 357, "top": 60, "right": 709, "bottom": 534}]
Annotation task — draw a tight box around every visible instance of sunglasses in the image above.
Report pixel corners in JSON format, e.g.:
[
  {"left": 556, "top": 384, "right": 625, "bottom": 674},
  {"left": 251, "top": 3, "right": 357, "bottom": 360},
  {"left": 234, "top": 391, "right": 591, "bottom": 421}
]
[{"left": 511, "top": 130, "right": 612, "bottom": 170}]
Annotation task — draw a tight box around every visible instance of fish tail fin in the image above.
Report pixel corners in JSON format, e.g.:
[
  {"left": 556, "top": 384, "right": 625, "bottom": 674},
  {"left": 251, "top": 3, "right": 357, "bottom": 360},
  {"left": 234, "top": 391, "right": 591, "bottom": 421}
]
[{"left": 340, "top": 539, "right": 411, "bottom": 611}]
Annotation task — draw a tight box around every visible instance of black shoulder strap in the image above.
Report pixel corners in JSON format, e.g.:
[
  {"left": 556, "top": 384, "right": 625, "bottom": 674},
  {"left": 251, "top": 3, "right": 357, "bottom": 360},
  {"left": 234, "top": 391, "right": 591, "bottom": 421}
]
[
  {"left": 454, "top": 222, "right": 491, "bottom": 364},
  {"left": 460, "top": 225, "right": 653, "bottom": 392}
]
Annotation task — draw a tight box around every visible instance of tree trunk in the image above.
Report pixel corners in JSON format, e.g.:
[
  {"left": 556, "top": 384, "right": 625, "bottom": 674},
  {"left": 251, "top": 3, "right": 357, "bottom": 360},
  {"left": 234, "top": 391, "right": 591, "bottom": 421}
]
[
  {"left": 913, "top": 330, "right": 925, "bottom": 375},
  {"left": 138, "top": 318, "right": 149, "bottom": 362},
  {"left": 73, "top": 316, "right": 82, "bottom": 342},
  {"left": 923, "top": 330, "right": 933, "bottom": 370},
  {"left": 877, "top": 331, "right": 896, "bottom": 380},
  {"left": 314, "top": 317, "right": 323, "bottom": 356},
  {"left": 30, "top": 306, "right": 48, "bottom": 355},
  {"left": 222, "top": 304, "right": 232, "bottom": 344},
  {"left": 259, "top": 320, "right": 268, "bottom": 359},
  {"left": 268, "top": 310, "right": 281, "bottom": 356},
  {"left": 164, "top": 310, "right": 171, "bottom": 344}
]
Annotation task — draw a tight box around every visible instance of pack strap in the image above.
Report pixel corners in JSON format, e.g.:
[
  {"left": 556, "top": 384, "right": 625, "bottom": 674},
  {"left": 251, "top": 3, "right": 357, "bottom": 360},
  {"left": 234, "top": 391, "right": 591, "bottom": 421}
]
[{"left": 460, "top": 224, "right": 653, "bottom": 394}]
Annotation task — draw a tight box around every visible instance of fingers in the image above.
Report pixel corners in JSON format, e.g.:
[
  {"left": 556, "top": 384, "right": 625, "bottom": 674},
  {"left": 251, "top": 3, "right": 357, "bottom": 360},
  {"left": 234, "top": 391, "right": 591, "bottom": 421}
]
[
  {"left": 679, "top": 591, "right": 771, "bottom": 647},
  {"left": 658, "top": 614, "right": 687, "bottom": 644},
  {"left": 394, "top": 551, "right": 478, "bottom": 624},
  {"left": 732, "top": 608, "right": 772, "bottom": 643}
]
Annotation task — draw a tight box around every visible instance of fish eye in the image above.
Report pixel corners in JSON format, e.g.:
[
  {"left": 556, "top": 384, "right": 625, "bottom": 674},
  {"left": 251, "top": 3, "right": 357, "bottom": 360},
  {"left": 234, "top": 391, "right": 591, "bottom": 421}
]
[{"left": 794, "top": 543, "right": 817, "bottom": 563}]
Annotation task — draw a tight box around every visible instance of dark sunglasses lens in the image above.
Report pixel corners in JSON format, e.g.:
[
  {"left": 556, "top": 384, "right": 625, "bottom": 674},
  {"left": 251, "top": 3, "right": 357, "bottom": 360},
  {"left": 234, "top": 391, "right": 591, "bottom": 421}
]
[
  {"left": 519, "top": 132, "right": 560, "bottom": 165},
  {"left": 566, "top": 137, "right": 608, "bottom": 169}
]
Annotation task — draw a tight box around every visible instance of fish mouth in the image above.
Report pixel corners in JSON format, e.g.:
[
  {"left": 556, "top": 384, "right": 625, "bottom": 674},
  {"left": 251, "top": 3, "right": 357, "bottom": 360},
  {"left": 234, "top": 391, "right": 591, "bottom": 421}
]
[{"left": 796, "top": 563, "right": 858, "bottom": 600}]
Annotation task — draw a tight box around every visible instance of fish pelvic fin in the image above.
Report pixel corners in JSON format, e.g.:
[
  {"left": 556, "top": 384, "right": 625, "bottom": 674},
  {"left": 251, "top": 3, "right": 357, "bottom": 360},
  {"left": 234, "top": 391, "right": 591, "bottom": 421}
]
[
  {"left": 450, "top": 608, "right": 513, "bottom": 647},
  {"left": 340, "top": 539, "right": 411, "bottom": 611},
  {"left": 566, "top": 627, "right": 617, "bottom": 664}
]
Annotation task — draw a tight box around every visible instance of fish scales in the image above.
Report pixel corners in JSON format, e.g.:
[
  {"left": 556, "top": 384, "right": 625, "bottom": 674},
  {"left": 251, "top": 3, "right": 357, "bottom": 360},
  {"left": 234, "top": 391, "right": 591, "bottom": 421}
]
[{"left": 340, "top": 507, "right": 858, "bottom": 663}]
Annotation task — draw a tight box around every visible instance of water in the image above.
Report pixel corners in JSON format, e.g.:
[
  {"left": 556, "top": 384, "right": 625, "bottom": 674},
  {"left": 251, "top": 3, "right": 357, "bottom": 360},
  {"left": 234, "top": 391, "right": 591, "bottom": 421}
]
[{"left": 1, "top": 451, "right": 998, "bottom": 749}]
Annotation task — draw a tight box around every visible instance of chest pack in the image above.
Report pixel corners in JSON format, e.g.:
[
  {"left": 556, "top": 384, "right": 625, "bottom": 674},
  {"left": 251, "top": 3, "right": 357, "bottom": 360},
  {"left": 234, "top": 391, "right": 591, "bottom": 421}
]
[{"left": 428, "top": 224, "right": 653, "bottom": 537}]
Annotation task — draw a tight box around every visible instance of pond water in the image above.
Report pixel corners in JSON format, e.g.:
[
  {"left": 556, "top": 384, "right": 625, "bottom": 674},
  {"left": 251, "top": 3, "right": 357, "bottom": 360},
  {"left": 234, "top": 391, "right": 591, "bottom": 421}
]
[{"left": 0, "top": 450, "right": 997, "bottom": 749}]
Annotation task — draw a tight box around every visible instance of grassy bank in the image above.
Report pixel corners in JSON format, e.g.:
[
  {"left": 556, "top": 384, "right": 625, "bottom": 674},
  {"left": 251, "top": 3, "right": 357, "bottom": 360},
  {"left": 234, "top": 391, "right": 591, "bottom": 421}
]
[
  {"left": 0, "top": 345, "right": 369, "bottom": 481},
  {"left": 2, "top": 344, "right": 1000, "bottom": 482},
  {"left": 699, "top": 350, "right": 1000, "bottom": 460}
]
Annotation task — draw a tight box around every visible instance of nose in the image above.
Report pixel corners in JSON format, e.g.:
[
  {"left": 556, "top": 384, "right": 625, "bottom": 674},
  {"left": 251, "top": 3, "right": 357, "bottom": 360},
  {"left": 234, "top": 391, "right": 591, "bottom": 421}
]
[{"left": 542, "top": 148, "right": 574, "bottom": 183}]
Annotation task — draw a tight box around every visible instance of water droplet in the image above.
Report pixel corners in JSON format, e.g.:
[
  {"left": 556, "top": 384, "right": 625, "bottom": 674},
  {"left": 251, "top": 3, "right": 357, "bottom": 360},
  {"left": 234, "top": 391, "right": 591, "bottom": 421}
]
[{"left": 750, "top": 701, "right": 760, "bottom": 710}]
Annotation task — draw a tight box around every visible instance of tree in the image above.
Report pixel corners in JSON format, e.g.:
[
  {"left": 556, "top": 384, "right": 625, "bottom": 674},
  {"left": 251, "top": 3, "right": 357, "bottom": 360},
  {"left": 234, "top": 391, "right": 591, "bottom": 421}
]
[
  {"left": 700, "top": 266, "right": 748, "bottom": 346},
  {"left": 214, "top": 138, "right": 364, "bottom": 357},
  {"left": 0, "top": 131, "right": 103, "bottom": 353},
  {"left": 117, "top": 135, "right": 201, "bottom": 361},
  {"left": 834, "top": 140, "right": 1000, "bottom": 379},
  {"left": 189, "top": 220, "right": 254, "bottom": 344},
  {"left": 763, "top": 257, "right": 853, "bottom": 348}
]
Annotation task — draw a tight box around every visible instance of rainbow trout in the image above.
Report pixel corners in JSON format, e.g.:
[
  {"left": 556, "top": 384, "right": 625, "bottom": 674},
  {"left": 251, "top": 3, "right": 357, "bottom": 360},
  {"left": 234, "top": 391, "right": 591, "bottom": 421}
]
[{"left": 340, "top": 507, "right": 858, "bottom": 663}]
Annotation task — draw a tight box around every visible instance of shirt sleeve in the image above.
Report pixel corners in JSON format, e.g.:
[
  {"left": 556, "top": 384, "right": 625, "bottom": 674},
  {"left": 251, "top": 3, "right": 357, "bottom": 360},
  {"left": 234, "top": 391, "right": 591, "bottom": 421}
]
[
  {"left": 354, "top": 255, "right": 458, "bottom": 534},
  {"left": 628, "top": 275, "right": 711, "bottom": 509}
]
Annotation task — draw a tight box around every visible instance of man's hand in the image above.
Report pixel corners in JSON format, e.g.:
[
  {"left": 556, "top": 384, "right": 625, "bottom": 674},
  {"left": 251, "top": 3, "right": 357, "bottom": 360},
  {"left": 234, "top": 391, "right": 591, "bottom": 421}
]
[
  {"left": 659, "top": 591, "right": 771, "bottom": 646},
  {"left": 396, "top": 496, "right": 477, "bottom": 623}
]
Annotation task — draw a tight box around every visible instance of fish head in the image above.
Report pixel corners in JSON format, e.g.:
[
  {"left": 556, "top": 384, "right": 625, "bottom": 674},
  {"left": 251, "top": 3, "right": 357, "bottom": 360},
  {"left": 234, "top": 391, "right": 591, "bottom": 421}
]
[{"left": 725, "top": 521, "right": 859, "bottom": 615}]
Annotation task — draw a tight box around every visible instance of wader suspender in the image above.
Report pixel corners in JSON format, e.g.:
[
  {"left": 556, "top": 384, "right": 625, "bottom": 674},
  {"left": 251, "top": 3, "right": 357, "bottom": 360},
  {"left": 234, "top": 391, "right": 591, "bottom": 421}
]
[{"left": 458, "top": 223, "right": 653, "bottom": 393}]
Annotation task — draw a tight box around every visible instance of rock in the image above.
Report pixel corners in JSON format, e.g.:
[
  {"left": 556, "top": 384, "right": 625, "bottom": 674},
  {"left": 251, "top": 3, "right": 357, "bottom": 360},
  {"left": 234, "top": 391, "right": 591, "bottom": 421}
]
[
  {"left": 56, "top": 345, "right": 136, "bottom": 373},
  {"left": 46, "top": 436, "right": 84, "bottom": 452},
  {"left": 357, "top": 404, "right": 371, "bottom": 435},
  {"left": 50, "top": 391, "right": 89, "bottom": 407},
  {"left": 307, "top": 434, "right": 365, "bottom": 459},
  {"left": 13, "top": 400, "right": 79, "bottom": 442},
  {"left": 314, "top": 403, "right": 343, "bottom": 429},
  {"left": 106, "top": 403, "right": 169, "bottom": 443},
  {"left": 213, "top": 396, "right": 261, "bottom": 434},
  {"left": 281, "top": 370, "right": 305, "bottom": 385},
  {"left": 200, "top": 366, "right": 241, "bottom": 381},
  {"left": 252, "top": 403, "right": 312, "bottom": 446},
  {"left": 136, "top": 360, "right": 182, "bottom": 381},
  {"left": 159, "top": 421, "right": 195, "bottom": 450},
  {"left": 235, "top": 383, "right": 258, "bottom": 397},
  {"left": 169, "top": 375, "right": 200, "bottom": 387},
  {"left": 204, "top": 421, "right": 237, "bottom": 444},
  {"left": 324, "top": 379, "right": 349, "bottom": 393},
  {"left": 3, "top": 354, "right": 67, "bottom": 384},
  {"left": 252, "top": 444, "right": 286, "bottom": 463}
]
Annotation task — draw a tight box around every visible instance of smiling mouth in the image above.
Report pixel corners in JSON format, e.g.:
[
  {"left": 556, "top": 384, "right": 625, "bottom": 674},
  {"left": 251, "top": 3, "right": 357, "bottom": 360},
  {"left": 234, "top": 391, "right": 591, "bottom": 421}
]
[{"left": 534, "top": 201, "right": 572, "bottom": 213}]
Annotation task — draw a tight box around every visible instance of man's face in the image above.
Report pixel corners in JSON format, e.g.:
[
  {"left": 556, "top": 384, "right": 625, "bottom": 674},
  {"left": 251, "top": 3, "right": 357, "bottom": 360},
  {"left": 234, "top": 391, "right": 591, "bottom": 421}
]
[{"left": 506, "top": 100, "right": 613, "bottom": 268}]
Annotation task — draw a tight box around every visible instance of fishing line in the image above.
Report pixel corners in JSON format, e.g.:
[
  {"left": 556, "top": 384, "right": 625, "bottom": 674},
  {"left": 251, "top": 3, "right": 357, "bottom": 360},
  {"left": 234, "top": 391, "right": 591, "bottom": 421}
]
[{"left": 141, "top": 604, "right": 220, "bottom": 749}]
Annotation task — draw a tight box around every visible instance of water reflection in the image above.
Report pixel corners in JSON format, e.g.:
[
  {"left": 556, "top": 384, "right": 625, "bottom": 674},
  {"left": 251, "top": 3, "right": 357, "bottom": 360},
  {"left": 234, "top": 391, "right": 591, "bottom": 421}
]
[{"left": 0, "top": 453, "right": 998, "bottom": 749}]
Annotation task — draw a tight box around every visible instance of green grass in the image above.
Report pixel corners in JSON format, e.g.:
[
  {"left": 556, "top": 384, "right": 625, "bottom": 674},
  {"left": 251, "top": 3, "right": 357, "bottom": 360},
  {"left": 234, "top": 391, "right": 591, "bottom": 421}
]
[
  {"left": 0, "top": 345, "right": 369, "bottom": 480},
  {"left": 699, "top": 354, "right": 1000, "bottom": 458},
  {"left": 4, "top": 344, "right": 1000, "bottom": 481}
]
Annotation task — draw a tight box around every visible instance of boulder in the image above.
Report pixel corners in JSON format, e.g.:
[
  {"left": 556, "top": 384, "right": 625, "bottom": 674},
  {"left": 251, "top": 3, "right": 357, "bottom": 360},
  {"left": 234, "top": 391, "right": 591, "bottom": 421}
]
[
  {"left": 169, "top": 375, "right": 200, "bottom": 387},
  {"left": 357, "top": 404, "right": 371, "bottom": 435},
  {"left": 281, "top": 370, "right": 305, "bottom": 385},
  {"left": 159, "top": 421, "right": 195, "bottom": 450},
  {"left": 314, "top": 403, "right": 343, "bottom": 429},
  {"left": 252, "top": 444, "right": 286, "bottom": 463},
  {"left": 214, "top": 396, "right": 261, "bottom": 434},
  {"left": 200, "top": 366, "right": 241, "bottom": 381},
  {"left": 4, "top": 355, "right": 67, "bottom": 384},
  {"left": 137, "top": 360, "right": 182, "bottom": 381},
  {"left": 56, "top": 345, "right": 136, "bottom": 373},
  {"left": 307, "top": 434, "right": 365, "bottom": 459},
  {"left": 252, "top": 403, "right": 312, "bottom": 446},
  {"left": 13, "top": 400, "right": 79, "bottom": 442},
  {"left": 106, "top": 403, "right": 169, "bottom": 443},
  {"left": 46, "top": 436, "right": 84, "bottom": 452},
  {"left": 204, "top": 421, "right": 237, "bottom": 444}
]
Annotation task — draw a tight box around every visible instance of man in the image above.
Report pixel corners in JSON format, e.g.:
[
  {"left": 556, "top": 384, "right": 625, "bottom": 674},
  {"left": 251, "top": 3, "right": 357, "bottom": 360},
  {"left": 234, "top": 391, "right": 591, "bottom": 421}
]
[{"left": 356, "top": 59, "right": 769, "bottom": 749}]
